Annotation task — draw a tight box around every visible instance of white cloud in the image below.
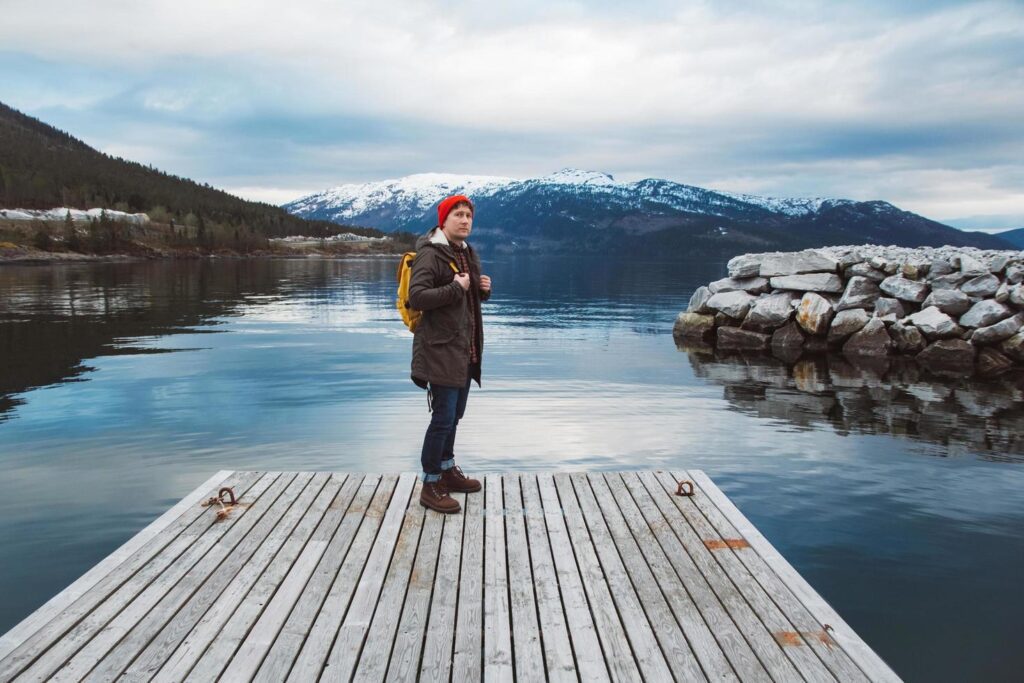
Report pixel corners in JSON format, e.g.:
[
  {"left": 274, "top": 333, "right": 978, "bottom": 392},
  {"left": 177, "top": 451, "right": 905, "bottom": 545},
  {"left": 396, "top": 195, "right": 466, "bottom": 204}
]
[{"left": 2, "top": 0, "right": 1022, "bottom": 220}]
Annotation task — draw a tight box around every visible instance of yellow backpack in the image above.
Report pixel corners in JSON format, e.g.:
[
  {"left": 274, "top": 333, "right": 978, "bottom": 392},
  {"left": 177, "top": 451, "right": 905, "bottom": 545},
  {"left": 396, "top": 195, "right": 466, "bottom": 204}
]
[{"left": 396, "top": 251, "right": 459, "bottom": 333}]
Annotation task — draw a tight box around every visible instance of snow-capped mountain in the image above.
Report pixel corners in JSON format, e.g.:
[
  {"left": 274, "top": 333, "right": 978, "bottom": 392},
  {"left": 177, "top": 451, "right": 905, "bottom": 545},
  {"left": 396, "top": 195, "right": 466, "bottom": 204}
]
[{"left": 283, "top": 169, "right": 1011, "bottom": 254}]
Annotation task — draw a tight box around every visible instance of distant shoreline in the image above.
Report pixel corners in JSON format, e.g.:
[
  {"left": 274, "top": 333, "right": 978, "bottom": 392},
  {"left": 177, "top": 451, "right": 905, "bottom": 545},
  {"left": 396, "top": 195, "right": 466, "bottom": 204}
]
[{"left": 0, "top": 248, "right": 403, "bottom": 265}]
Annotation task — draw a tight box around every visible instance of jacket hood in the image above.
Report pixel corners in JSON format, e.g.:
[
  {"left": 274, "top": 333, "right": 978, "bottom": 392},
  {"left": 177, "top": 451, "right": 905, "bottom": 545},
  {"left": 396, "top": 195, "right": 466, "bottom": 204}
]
[{"left": 415, "top": 226, "right": 469, "bottom": 254}]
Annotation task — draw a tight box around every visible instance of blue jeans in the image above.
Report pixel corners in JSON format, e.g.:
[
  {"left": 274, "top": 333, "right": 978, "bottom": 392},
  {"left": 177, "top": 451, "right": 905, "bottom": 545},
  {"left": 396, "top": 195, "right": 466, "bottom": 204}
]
[{"left": 421, "top": 375, "right": 471, "bottom": 482}]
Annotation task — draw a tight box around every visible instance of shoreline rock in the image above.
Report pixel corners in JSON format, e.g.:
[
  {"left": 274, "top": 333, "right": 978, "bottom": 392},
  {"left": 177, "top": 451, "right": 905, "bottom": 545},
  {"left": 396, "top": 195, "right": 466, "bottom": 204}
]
[{"left": 676, "top": 245, "right": 1024, "bottom": 376}]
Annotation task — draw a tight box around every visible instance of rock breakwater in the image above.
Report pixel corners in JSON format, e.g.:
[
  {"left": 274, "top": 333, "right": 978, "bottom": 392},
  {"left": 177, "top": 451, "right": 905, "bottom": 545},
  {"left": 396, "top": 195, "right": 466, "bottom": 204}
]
[{"left": 675, "top": 245, "right": 1024, "bottom": 376}]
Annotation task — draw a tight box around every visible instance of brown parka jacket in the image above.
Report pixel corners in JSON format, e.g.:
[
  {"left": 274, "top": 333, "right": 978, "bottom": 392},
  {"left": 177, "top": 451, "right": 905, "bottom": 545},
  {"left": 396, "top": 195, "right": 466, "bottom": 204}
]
[{"left": 408, "top": 227, "right": 490, "bottom": 388}]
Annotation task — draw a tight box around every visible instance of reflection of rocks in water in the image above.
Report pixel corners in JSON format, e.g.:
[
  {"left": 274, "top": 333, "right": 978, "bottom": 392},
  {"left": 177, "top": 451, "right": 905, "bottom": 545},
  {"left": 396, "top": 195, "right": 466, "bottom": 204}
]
[{"left": 679, "top": 341, "right": 1024, "bottom": 461}]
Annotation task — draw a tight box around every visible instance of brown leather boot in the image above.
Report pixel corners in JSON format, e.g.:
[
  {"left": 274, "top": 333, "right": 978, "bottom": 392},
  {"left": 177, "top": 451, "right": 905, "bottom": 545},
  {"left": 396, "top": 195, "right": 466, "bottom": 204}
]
[
  {"left": 420, "top": 481, "right": 461, "bottom": 514},
  {"left": 440, "top": 465, "right": 482, "bottom": 493}
]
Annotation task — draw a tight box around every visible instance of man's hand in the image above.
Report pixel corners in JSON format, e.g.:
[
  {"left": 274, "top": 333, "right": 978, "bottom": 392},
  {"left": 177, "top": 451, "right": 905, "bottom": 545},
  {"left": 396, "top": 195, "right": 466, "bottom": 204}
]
[
  {"left": 454, "top": 273, "right": 471, "bottom": 291},
  {"left": 479, "top": 275, "right": 492, "bottom": 292}
]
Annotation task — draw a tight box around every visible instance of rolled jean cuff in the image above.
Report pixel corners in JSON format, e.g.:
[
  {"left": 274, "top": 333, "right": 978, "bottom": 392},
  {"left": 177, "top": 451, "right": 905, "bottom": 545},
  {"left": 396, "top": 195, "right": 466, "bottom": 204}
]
[
  {"left": 422, "top": 472, "right": 442, "bottom": 483},
  {"left": 441, "top": 458, "right": 455, "bottom": 470}
]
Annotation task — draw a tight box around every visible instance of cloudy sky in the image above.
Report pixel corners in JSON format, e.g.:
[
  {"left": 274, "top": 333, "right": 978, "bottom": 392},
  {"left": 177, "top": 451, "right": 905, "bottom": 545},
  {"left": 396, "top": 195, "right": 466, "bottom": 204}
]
[{"left": 1, "top": 0, "right": 1022, "bottom": 228}]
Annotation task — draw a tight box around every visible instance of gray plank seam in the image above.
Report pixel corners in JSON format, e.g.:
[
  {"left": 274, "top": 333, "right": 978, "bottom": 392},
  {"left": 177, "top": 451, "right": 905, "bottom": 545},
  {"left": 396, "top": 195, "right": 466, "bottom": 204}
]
[
  {"left": 250, "top": 473, "right": 382, "bottom": 683},
  {"left": 566, "top": 473, "right": 697, "bottom": 682},
  {"left": 353, "top": 478, "right": 426, "bottom": 682},
  {"left": 285, "top": 474, "right": 398, "bottom": 681},
  {"left": 550, "top": 473, "right": 644, "bottom": 681},
  {"left": 519, "top": 473, "right": 577, "bottom": 682},
  {"left": 418, "top": 491, "right": 467, "bottom": 683}
]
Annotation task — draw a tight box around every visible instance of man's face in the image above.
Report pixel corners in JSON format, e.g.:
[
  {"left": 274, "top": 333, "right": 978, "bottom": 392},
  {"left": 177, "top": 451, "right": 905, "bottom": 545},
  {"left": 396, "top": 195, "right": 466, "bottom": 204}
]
[{"left": 442, "top": 205, "right": 473, "bottom": 242}]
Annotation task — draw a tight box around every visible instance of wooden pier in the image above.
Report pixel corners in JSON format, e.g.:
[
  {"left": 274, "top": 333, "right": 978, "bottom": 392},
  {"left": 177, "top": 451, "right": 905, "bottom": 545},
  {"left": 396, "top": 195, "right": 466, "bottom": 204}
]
[{"left": 0, "top": 470, "right": 900, "bottom": 682}]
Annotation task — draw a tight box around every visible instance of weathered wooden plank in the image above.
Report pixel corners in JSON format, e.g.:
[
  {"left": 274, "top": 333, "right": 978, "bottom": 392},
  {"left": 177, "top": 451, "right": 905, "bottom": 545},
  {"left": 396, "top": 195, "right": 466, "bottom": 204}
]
[
  {"left": 566, "top": 473, "right": 698, "bottom": 683},
  {"left": 152, "top": 473, "right": 349, "bottom": 682},
  {"left": 672, "top": 470, "right": 864, "bottom": 683},
  {"left": 502, "top": 474, "right": 545, "bottom": 682},
  {"left": 249, "top": 474, "right": 379, "bottom": 683},
  {"left": 17, "top": 471, "right": 276, "bottom": 683},
  {"left": 128, "top": 472, "right": 333, "bottom": 681},
  {"left": 451, "top": 484, "right": 484, "bottom": 683},
  {"left": 79, "top": 472, "right": 314, "bottom": 682},
  {"left": 0, "top": 470, "right": 249, "bottom": 681},
  {"left": 685, "top": 471, "right": 900, "bottom": 683},
  {"left": 482, "top": 475, "right": 513, "bottom": 682},
  {"left": 418, "top": 491, "right": 467, "bottom": 683},
  {"left": 320, "top": 472, "right": 417, "bottom": 681},
  {"left": 545, "top": 473, "right": 641, "bottom": 682},
  {"left": 585, "top": 472, "right": 739, "bottom": 682},
  {"left": 0, "top": 470, "right": 233, "bottom": 666},
  {"left": 284, "top": 474, "right": 398, "bottom": 682},
  {"left": 631, "top": 471, "right": 810, "bottom": 683},
  {"left": 519, "top": 473, "right": 578, "bottom": 682},
  {"left": 652, "top": 470, "right": 838, "bottom": 683},
  {"left": 352, "top": 479, "right": 425, "bottom": 682},
  {"left": 385, "top": 486, "right": 445, "bottom": 681}
]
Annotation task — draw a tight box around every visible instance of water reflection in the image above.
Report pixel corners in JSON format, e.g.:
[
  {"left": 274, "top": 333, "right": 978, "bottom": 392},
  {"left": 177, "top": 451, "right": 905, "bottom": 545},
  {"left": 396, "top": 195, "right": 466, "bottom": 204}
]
[
  {"left": 680, "top": 343, "right": 1024, "bottom": 461},
  {"left": 0, "top": 259, "right": 397, "bottom": 422}
]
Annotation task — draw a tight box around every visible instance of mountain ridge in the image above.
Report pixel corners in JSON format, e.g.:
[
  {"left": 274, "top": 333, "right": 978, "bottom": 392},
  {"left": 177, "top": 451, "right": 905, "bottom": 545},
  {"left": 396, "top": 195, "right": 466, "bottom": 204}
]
[{"left": 284, "top": 169, "right": 1013, "bottom": 255}]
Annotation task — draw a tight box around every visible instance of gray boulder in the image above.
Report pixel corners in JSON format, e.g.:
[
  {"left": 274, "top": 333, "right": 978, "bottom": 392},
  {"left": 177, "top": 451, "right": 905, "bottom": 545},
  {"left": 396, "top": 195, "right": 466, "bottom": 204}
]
[
  {"left": 769, "top": 273, "right": 845, "bottom": 293},
  {"left": 927, "top": 260, "right": 956, "bottom": 279},
  {"left": 929, "top": 273, "right": 967, "bottom": 291},
  {"left": 916, "top": 339, "right": 977, "bottom": 370},
  {"left": 708, "top": 276, "right": 771, "bottom": 294},
  {"left": 959, "top": 254, "right": 989, "bottom": 277},
  {"left": 960, "top": 273, "right": 1000, "bottom": 298},
  {"left": 959, "top": 300, "right": 1013, "bottom": 328},
  {"left": 921, "top": 289, "right": 971, "bottom": 316},
  {"left": 706, "top": 290, "right": 756, "bottom": 319},
  {"left": 999, "top": 331, "right": 1024, "bottom": 362},
  {"left": 874, "top": 298, "right": 906, "bottom": 324},
  {"left": 972, "top": 314, "right": 1024, "bottom": 345},
  {"left": 880, "top": 275, "right": 929, "bottom": 303},
  {"left": 842, "top": 318, "right": 892, "bottom": 357},
  {"left": 687, "top": 286, "right": 713, "bottom": 314},
  {"left": 744, "top": 292, "right": 797, "bottom": 330},
  {"left": 771, "top": 321, "right": 805, "bottom": 362},
  {"left": 836, "top": 276, "right": 882, "bottom": 311},
  {"left": 989, "top": 254, "right": 1011, "bottom": 274},
  {"left": 1006, "top": 262, "right": 1024, "bottom": 284},
  {"left": 759, "top": 250, "right": 839, "bottom": 277},
  {"left": 847, "top": 262, "right": 887, "bottom": 282},
  {"left": 726, "top": 253, "right": 763, "bottom": 278},
  {"left": 795, "top": 293, "right": 834, "bottom": 335},
  {"left": 717, "top": 327, "right": 771, "bottom": 352},
  {"left": 673, "top": 312, "right": 716, "bottom": 340},
  {"left": 890, "top": 321, "right": 927, "bottom": 354},
  {"left": 995, "top": 282, "right": 1010, "bottom": 303},
  {"left": 1009, "top": 284, "right": 1024, "bottom": 307},
  {"left": 828, "top": 309, "right": 870, "bottom": 344},
  {"left": 906, "top": 306, "right": 961, "bottom": 340}
]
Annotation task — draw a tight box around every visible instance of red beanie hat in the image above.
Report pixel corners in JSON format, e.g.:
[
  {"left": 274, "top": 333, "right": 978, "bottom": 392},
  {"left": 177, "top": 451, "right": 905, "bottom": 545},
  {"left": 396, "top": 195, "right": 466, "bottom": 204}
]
[{"left": 437, "top": 194, "right": 474, "bottom": 228}]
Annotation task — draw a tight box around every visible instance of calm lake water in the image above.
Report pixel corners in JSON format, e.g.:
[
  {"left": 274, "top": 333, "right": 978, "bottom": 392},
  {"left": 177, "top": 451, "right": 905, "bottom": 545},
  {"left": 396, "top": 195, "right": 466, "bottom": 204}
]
[{"left": 2, "top": 256, "right": 1023, "bottom": 681}]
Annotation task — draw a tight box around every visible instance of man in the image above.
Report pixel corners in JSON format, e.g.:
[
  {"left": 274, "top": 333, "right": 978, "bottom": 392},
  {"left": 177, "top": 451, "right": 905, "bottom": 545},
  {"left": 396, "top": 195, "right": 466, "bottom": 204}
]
[{"left": 408, "top": 194, "right": 492, "bottom": 513}]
